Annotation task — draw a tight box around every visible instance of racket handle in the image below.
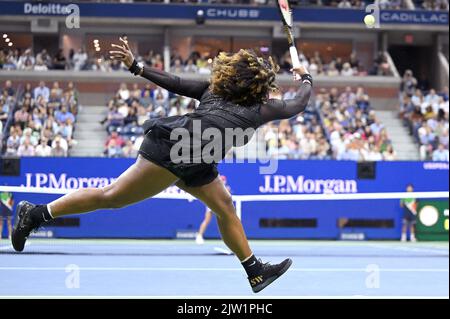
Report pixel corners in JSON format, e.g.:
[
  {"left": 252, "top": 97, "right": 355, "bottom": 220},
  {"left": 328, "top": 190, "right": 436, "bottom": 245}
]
[
  {"left": 289, "top": 45, "right": 302, "bottom": 81},
  {"left": 289, "top": 45, "right": 301, "bottom": 69}
]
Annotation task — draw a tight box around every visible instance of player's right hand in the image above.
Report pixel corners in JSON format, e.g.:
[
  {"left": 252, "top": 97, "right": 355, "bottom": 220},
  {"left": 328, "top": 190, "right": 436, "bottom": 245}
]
[{"left": 290, "top": 65, "right": 309, "bottom": 79}]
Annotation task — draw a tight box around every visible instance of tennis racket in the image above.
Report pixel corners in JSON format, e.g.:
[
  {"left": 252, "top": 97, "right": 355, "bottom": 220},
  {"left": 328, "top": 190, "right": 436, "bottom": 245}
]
[{"left": 276, "top": 0, "right": 301, "bottom": 69}]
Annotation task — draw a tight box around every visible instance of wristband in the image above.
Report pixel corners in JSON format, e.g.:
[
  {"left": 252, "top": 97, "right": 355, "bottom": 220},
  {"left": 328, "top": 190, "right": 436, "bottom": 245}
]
[
  {"left": 128, "top": 59, "right": 143, "bottom": 76},
  {"left": 301, "top": 73, "right": 313, "bottom": 87}
]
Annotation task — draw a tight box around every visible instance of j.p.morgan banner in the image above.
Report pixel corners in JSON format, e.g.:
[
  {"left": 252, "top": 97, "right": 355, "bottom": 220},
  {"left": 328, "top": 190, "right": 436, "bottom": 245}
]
[
  {"left": 1, "top": 157, "right": 448, "bottom": 195},
  {"left": 0, "top": 1, "right": 448, "bottom": 26}
]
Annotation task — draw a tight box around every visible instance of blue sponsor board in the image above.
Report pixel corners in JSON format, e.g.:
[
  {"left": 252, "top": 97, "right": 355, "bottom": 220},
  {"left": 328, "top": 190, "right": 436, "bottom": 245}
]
[
  {"left": 0, "top": 1, "right": 447, "bottom": 26},
  {"left": 0, "top": 158, "right": 448, "bottom": 239}
]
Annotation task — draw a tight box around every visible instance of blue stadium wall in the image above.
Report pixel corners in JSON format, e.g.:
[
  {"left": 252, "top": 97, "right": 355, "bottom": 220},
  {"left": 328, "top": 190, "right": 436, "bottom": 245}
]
[
  {"left": 0, "top": 1, "right": 448, "bottom": 26},
  {"left": 0, "top": 158, "right": 448, "bottom": 239}
]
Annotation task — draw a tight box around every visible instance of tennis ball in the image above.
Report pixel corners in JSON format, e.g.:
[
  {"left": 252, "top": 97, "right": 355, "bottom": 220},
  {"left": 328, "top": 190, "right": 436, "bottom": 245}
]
[{"left": 364, "top": 15, "right": 375, "bottom": 27}]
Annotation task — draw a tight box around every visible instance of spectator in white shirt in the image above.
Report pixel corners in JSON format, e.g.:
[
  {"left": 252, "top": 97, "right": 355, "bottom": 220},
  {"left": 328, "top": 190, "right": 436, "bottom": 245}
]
[
  {"left": 432, "top": 144, "right": 449, "bottom": 162},
  {"left": 411, "top": 89, "right": 423, "bottom": 107},
  {"left": 383, "top": 145, "right": 397, "bottom": 161},
  {"left": 20, "top": 128, "right": 39, "bottom": 147},
  {"left": 17, "top": 137, "right": 35, "bottom": 156},
  {"left": 370, "top": 118, "right": 385, "bottom": 136},
  {"left": 51, "top": 136, "right": 68, "bottom": 157},
  {"left": 17, "top": 49, "right": 35, "bottom": 70},
  {"left": 36, "top": 49, "right": 51, "bottom": 68},
  {"left": 184, "top": 59, "right": 198, "bottom": 73},
  {"left": 117, "top": 83, "right": 130, "bottom": 101},
  {"left": 437, "top": 96, "right": 449, "bottom": 113},
  {"left": 338, "top": 0, "right": 352, "bottom": 8},
  {"left": 35, "top": 138, "right": 52, "bottom": 157},
  {"left": 51, "top": 134, "right": 68, "bottom": 152},
  {"left": 34, "top": 57, "right": 48, "bottom": 71},
  {"left": 425, "top": 89, "right": 440, "bottom": 107},
  {"left": 33, "top": 81, "right": 50, "bottom": 102},
  {"left": 152, "top": 87, "right": 169, "bottom": 108},
  {"left": 341, "top": 62, "right": 354, "bottom": 76},
  {"left": 73, "top": 48, "right": 88, "bottom": 71}
]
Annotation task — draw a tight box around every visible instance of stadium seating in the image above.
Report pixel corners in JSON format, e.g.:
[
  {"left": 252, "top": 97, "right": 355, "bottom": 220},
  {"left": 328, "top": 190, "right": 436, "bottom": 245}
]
[
  {"left": 399, "top": 70, "right": 449, "bottom": 161},
  {"left": 1, "top": 48, "right": 392, "bottom": 77},
  {"left": 0, "top": 81, "right": 79, "bottom": 157}
]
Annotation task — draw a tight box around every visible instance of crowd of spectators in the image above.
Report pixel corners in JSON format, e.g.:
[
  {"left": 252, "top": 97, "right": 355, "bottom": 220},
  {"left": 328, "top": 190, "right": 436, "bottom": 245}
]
[
  {"left": 316, "top": 86, "right": 397, "bottom": 161},
  {"left": 399, "top": 70, "right": 449, "bottom": 161},
  {"left": 101, "top": 82, "right": 397, "bottom": 161},
  {"left": 262, "top": 107, "right": 332, "bottom": 159},
  {"left": 0, "top": 47, "right": 215, "bottom": 74},
  {"left": 0, "top": 80, "right": 79, "bottom": 157},
  {"left": 102, "top": 82, "right": 198, "bottom": 157},
  {"left": 0, "top": 47, "right": 122, "bottom": 72},
  {"left": 278, "top": 50, "right": 392, "bottom": 76},
  {"left": 419, "top": 0, "right": 449, "bottom": 10},
  {"left": 101, "top": 82, "right": 332, "bottom": 159},
  {"left": 378, "top": 0, "right": 410, "bottom": 9},
  {"left": 2, "top": 46, "right": 391, "bottom": 78}
]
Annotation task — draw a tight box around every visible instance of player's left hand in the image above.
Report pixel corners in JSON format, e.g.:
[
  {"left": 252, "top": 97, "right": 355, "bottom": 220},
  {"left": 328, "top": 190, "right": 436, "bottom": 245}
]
[{"left": 109, "top": 37, "right": 134, "bottom": 69}]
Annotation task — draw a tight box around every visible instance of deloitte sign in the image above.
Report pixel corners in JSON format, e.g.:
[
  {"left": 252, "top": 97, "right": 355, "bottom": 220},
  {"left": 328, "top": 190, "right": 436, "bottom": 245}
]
[
  {"left": 23, "top": 2, "right": 80, "bottom": 29},
  {"left": 24, "top": 2, "right": 72, "bottom": 15}
]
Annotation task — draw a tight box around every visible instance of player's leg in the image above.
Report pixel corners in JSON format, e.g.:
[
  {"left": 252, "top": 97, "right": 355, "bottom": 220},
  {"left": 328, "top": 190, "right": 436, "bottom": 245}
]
[
  {"left": 196, "top": 209, "right": 212, "bottom": 244},
  {"left": 12, "top": 155, "right": 178, "bottom": 251},
  {"left": 410, "top": 222, "right": 417, "bottom": 242},
  {"left": 401, "top": 219, "right": 408, "bottom": 242},
  {"left": 199, "top": 210, "right": 213, "bottom": 236},
  {"left": 176, "top": 177, "right": 292, "bottom": 293},
  {"left": 48, "top": 156, "right": 177, "bottom": 217},
  {"left": 7, "top": 216, "right": 12, "bottom": 239},
  {"left": 177, "top": 178, "right": 251, "bottom": 260}
]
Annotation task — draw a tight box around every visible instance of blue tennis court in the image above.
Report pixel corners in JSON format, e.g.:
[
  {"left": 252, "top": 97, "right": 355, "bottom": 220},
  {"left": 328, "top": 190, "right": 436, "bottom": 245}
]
[{"left": 0, "top": 239, "right": 448, "bottom": 297}]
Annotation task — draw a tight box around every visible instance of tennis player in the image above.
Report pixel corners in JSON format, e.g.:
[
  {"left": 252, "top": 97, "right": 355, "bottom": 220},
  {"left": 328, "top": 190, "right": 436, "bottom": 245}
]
[
  {"left": 12, "top": 37, "right": 312, "bottom": 293},
  {"left": 400, "top": 184, "right": 418, "bottom": 242}
]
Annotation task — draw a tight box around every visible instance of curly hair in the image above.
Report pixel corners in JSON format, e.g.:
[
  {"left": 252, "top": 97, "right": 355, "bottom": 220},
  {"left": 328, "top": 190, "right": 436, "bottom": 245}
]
[{"left": 210, "top": 49, "right": 279, "bottom": 106}]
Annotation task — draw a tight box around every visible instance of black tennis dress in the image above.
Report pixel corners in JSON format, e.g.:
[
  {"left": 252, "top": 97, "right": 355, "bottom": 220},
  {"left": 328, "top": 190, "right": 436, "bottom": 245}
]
[{"left": 138, "top": 67, "right": 312, "bottom": 187}]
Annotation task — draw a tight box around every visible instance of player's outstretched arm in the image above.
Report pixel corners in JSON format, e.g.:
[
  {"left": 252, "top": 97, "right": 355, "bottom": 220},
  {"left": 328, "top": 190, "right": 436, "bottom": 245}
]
[
  {"left": 139, "top": 67, "right": 210, "bottom": 101},
  {"left": 260, "top": 66, "right": 313, "bottom": 123},
  {"left": 109, "top": 37, "right": 209, "bottom": 100}
]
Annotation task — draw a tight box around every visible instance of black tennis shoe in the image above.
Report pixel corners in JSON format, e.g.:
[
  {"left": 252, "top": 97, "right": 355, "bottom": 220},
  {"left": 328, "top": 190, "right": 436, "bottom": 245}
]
[
  {"left": 248, "top": 258, "right": 293, "bottom": 293},
  {"left": 11, "top": 201, "right": 40, "bottom": 252}
]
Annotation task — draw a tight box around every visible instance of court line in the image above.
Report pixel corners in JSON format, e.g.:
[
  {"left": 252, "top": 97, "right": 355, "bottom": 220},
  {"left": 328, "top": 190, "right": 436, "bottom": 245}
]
[
  {"left": 0, "top": 267, "right": 448, "bottom": 272},
  {"left": 368, "top": 244, "right": 449, "bottom": 255},
  {"left": 0, "top": 242, "right": 30, "bottom": 251}
]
